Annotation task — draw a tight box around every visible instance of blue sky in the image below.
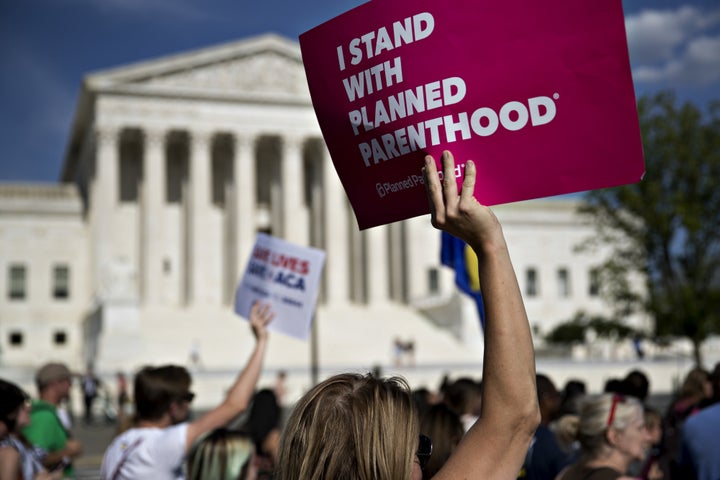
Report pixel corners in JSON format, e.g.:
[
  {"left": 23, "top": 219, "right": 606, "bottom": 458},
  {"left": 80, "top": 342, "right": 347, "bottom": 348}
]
[{"left": 0, "top": 0, "right": 718, "bottom": 182}]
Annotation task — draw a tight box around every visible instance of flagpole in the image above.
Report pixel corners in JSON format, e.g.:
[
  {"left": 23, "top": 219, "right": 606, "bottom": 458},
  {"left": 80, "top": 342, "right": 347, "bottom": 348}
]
[{"left": 310, "top": 313, "right": 319, "bottom": 386}]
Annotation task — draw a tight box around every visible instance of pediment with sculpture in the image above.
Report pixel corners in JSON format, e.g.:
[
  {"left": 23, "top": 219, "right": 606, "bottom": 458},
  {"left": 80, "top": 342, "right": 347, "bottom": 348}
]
[
  {"left": 87, "top": 34, "right": 310, "bottom": 98},
  {"left": 138, "top": 50, "right": 309, "bottom": 97}
]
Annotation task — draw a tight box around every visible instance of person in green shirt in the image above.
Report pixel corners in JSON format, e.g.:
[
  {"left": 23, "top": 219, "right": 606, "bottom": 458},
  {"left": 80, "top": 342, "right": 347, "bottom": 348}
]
[{"left": 22, "top": 363, "right": 83, "bottom": 478}]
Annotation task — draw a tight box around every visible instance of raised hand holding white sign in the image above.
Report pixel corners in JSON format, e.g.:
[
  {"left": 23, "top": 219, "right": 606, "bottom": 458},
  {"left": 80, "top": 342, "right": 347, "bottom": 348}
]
[{"left": 234, "top": 234, "right": 326, "bottom": 340}]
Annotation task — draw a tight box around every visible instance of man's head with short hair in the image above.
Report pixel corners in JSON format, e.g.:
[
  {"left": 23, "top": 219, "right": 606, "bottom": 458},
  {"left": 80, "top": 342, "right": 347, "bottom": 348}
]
[
  {"left": 35, "top": 362, "right": 72, "bottom": 404},
  {"left": 620, "top": 370, "right": 650, "bottom": 402},
  {"left": 134, "top": 365, "right": 192, "bottom": 424},
  {"left": 559, "top": 379, "right": 587, "bottom": 417},
  {"left": 536, "top": 373, "right": 560, "bottom": 424},
  {"left": 443, "top": 377, "right": 482, "bottom": 416}
]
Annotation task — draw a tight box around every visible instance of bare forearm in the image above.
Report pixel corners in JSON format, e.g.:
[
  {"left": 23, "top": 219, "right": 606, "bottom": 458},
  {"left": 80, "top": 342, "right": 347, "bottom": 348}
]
[
  {"left": 477, "top": 239, "right": 538, "bottom": 423},
  {"left": 424, "top": 151, "right": 539, "bottom": 479},
  {"left": 187, "top": 303, "right": 273, "bottom": 451},
  {"left": 186, "top": 337, "right": 268, "bottom": 450},
  {"left": 0, "top": 448, "right": 20, "bottom": 480},
  {"left": 448, "top": 236, "right": 539, "bottom": 479},
  {"left": 435, "top": 233, "right": 539, "bottom": 480},
  {"left": 41, "top": 450, "right": 69, "bottom": 469},
  {"left": 223, "top": 337, "right": 269, "bottom": 411}
]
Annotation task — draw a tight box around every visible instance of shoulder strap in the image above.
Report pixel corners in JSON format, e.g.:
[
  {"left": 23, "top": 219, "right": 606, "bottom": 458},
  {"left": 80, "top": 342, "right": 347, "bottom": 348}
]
[{"left": 108, "top": 437, "right": 144, "bottom": 480}]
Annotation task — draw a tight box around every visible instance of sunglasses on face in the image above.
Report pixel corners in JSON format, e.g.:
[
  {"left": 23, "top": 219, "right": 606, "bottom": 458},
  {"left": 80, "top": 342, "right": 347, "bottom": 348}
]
[
  {"left": 417, "top": 434, "right": 433, "bottom": 470},
  {"left": 179, "top": 392, "right": 195, "bottom": 403}
]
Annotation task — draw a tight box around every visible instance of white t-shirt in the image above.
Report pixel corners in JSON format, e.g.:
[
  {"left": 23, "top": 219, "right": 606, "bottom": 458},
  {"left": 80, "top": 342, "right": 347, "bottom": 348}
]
[{"left": 100, "top": 423, "right": 188, "bottom": 480}]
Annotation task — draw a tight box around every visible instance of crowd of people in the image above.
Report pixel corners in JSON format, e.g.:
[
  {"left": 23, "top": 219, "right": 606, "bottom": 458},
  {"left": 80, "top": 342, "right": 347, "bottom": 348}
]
[{"left": 2, "top": 151, "right": 720, "bottom": 479}]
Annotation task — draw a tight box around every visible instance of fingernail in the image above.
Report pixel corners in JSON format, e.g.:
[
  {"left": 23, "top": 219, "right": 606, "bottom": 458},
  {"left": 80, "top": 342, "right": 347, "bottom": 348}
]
[{"left": 467, "top": 160, "right": 474, "bottom": 168}]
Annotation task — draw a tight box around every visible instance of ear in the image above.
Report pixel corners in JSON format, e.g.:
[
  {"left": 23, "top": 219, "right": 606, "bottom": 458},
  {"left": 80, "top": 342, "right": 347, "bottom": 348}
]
[
  {"left": 168, "top": 401, "right": 182, "bottom": 421},
  {"left": 606, "top": 426, "right": 620, "bottom": 447}
]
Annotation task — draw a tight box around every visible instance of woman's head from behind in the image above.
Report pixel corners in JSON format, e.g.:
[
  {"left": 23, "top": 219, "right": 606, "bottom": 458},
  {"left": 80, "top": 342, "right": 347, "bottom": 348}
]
[
  {"left": 277, "top": 373, "right": 420, "bottom": 480},
  {"left": 679, "top": 367, "right": 711, "bottom": 402},
  {"left": 187, "top": 428, "right": 256, "bottom": 480},
  {"left": 243, "top": 388, "right": 281, "bottom": 455},
  {"left": 419, "top": 402, "right": 463, "bottom": 479},
  {"left": 557, "top": 393, "right": 647, "bottom": 464}
]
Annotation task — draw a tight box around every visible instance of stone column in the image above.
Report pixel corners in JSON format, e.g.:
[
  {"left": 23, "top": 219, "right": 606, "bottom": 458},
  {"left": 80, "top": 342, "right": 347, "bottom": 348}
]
[
  {"left": 322, "top": 145, "right": 350, "bottom": 304},
  {"left": 281, "top": 135, "right": 308, "bottom": 245},
  {"left": 92, "top": 125, "right": 120, "bottom": 301},
  {"left": 349, "top": 214, "right": 366, "bottom": 303},
  {"left": 367, "top": 225, "right": 390, "bottom": 304},
  {"left": 141, "top": 128, "right": 166, "bottom": 305},
  {"left": 187, "top": 129, "right": 212, "bottom": 305},
  {"left": 365, "top": 225, "right": 390, "bottom": 303},
  {"left": 231, "top": 132, "right": 258, "bottom": 298},
  {"left": 388, "top": 222, "right": 407, "bottom": 302}
]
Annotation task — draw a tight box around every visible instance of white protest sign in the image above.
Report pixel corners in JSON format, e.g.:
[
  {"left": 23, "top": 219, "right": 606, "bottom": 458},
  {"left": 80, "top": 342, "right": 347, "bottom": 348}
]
[{"left": 234, "top": 233, "right": 326, "bottom": 340}]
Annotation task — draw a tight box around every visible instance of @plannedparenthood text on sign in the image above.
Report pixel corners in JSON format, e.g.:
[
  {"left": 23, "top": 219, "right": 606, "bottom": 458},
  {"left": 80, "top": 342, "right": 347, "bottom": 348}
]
[
  {"left": 235, "top": 233, "right": 326, "bottom": 341},
  {"left": 299, "top": 0, "right": 645, "bottom": 230}
]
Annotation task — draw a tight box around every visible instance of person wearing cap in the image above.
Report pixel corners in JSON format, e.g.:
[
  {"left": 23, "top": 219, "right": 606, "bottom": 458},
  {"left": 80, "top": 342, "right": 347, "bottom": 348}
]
[{"left": 21, "top": 363, "right": 83, "bottom": 478}]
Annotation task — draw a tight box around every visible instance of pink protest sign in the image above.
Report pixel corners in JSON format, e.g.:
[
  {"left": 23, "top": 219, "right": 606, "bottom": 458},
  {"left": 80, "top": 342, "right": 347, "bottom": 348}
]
[{"left": 299, "top": 0, "right": 645, "bottom": 230}]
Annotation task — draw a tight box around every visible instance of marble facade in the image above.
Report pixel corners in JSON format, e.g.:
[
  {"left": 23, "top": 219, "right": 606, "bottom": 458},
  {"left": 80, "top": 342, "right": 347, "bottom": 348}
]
[{"left": 0, "top": 35, "right": 649, "bottom": 395}]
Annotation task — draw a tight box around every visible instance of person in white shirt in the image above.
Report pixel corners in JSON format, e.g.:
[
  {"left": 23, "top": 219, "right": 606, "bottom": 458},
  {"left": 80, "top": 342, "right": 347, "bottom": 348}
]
[{"left": 100, "top": 301, "right": 274, "bottom": 480}]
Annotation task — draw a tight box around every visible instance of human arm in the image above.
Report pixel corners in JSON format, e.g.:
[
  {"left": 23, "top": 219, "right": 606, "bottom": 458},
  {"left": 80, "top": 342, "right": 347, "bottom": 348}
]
[
  {"left": 0, "top": 443, "right": 62, "bottom": 480},
  {"left": 0, "top": 447, "right": 61, "bottom": 480},
  {"left": 22, "top": 410, "right": 82, "bottom": 469},
  {"left": 38, "top": 438, "right": 82, "bottom": 469},
  {"left": 35, "top": 471, "right": 63, "bottom": 480},
  {"left": 424, "top": 151, "right": 540, "bottom": 479},
  {"left": 0, "top": 446, "right": 21, "bottom": 480},
  {"left": 184, "top": 301, "right": 274, "bottom": 451}
]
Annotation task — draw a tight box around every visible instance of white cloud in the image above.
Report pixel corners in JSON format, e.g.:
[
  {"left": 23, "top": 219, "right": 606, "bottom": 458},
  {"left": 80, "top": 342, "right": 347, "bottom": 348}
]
[
  {"left": 634, "top": 35, "right": 720, "bottom": 86},
  {"left": 626, "top": 6, "right": 703, "bottom": 63},
  {"left": 626, "top": 5, "right": 720, "bottom": 87}
]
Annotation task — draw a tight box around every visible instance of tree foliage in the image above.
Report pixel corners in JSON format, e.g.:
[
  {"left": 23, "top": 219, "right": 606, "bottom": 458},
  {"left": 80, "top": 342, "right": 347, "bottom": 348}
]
[
  {"left": 578, "top": 91, "right": 720, "bottom": 366},
  {"left": 546, "top": 312, "right": 637, "bottom": 345}
]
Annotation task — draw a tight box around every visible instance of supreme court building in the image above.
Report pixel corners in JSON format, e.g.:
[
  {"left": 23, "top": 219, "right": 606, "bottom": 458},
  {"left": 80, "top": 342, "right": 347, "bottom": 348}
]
[{"left": 0, "top": 34, "right": 649, "bottom": 389}]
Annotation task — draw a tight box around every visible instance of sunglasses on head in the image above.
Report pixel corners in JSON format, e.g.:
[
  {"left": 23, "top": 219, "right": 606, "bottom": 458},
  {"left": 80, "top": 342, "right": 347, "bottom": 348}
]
[
  {"left": 607, "top": 394, "right": 626, "bottom": 427},
  {"left": 417, "top": 434, "right": 433, "bottom": 470}
]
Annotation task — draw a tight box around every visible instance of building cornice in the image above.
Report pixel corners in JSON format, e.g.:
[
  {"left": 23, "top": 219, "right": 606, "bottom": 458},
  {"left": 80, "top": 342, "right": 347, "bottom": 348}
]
[{"left": 0, "top": 183, "right": 82, "bottom": 216}]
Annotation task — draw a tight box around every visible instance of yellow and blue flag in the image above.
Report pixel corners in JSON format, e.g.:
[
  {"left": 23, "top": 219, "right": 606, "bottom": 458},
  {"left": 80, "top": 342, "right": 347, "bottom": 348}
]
[{"left": 440, "top": 231, "right": 486, "bottom": 328}]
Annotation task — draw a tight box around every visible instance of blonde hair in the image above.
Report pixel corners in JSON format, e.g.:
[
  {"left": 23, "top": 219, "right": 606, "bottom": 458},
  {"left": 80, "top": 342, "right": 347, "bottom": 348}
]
[
  {"left": 277, "top": 373, "right": 418, "bottom": 480},
  {"left": 555, "top": 393, "right": 642, "bottom": 459},
  {"left": 187, "top": 429, "right": 254, "bottom": 480}
]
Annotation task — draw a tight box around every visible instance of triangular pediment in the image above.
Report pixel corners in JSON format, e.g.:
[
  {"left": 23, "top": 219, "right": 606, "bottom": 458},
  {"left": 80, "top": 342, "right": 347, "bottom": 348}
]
[
  {"left": 85, "top": 33, "right": 309, "bottom": 99},
  {"left": 140, "top": 50, "right": 306, "bottom": 96}
]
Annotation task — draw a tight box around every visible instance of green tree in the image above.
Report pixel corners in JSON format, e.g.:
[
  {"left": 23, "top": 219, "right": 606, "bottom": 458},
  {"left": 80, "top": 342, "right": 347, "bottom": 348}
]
[
  {"left": 546, "top": 312, "right": 637, "bottom": 346},
  {"left": 578, "top": 91, "right": 720, "bottom": 366}
]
